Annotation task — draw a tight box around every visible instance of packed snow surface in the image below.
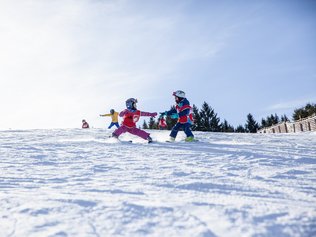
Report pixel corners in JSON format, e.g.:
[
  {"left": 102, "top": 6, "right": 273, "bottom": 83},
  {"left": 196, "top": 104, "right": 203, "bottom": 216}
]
[{"left": 0, "top": 129, "right": 315, "bottom": 237}]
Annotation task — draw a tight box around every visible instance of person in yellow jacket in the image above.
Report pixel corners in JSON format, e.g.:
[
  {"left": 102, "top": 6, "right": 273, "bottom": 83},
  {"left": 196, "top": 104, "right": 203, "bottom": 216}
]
[{"left": 100, "top": 109, "right": 120, "bottom": 129}]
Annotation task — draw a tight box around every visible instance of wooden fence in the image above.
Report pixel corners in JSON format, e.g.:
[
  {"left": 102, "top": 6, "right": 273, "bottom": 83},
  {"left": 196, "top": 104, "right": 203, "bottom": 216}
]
[{"left": 258, "top": 114, "right": 316, "bottom": 133}]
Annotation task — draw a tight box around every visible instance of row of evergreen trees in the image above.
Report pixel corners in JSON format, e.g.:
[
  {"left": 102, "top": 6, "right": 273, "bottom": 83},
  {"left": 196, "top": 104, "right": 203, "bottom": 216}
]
[
  {"left": 142, "top": 102, "right": 258, "bottom": 133},
  {"left": 142, "top": 102, "right": 316, "bottom": 133},
  {"left": 293, "top": 103, "right": 316, "bottom": 121}
]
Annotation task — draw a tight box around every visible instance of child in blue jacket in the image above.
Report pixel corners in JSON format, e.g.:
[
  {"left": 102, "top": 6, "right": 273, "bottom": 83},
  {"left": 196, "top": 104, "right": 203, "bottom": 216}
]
[{"left": 161, "top": 90, "right": 195, "bottom": 142}]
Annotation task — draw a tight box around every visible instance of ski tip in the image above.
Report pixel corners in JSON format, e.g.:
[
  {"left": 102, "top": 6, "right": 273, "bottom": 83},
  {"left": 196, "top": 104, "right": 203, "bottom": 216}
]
[{"left": 186, "top": 139, "right": 199, "bottom": 142}]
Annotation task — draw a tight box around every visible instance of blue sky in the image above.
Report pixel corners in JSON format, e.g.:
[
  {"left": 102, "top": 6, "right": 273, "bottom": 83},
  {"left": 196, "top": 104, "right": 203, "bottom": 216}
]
[{"left": 0, "top": 0, "right": 315, "bottom": 129}]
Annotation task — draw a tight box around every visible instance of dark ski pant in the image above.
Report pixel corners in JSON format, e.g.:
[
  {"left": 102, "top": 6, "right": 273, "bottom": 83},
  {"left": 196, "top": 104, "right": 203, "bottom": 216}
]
[
  {"left": 108, "top": 122, "right": 120, "bottom": 129},
  {"left": 170, "top": 122, "right": 194, "bottom": 138},
  {"left": 113, "top": 125, "right": 150, "bottom": 140}
]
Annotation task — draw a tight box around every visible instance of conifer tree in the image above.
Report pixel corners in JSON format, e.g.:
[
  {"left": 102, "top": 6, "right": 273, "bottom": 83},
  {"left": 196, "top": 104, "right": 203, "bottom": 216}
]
[
  {"left": 191, "top": 104, "right": 201, "bottom": 131},
  {"left": 199, "top": 102, "right": 221, "bottom": 132},
  {"left": 265, "top": 114, "right": 279, "bottom": 126},
  {"left": 281, "top": 114, "right": 289, "bottom": 122},
  {"left": 199, "top": 102, "right": 212, "bottom": 131},
  {"left": 148, "top": 117, "right": 158, "bottom": 129},
  {"left": 210, "top": 113, "right": 221, "bottom": 132},
  {"left": 165, "top": 106, "right": 177, "bottom": 130},
  {"left": 142, "top": 120, "right": 148, "bottom": 129},
  {"left": 261, "top": 113, "right": 287, "bottom": 128},
  {"left": 266, "top": 114, "right": 274, "bottom": 127},
  {"left": 245, "top": 113, "right": 259, "bottom": 133},
  {"left": 221, "top": 120, "right": 234, "bottom": 132},
  {"left": 235, "top": 125, "right": 246, "bottom": 133},
  {"left": 274, "top": 113, "right": 280, "bottom": 124},
  {"left": 305, "top": 103, "right": 316, "bottom": 116},
  {"left": 261, "top": 118, "right": 267, "bottom": 128},
  {"left": 293, "top": 103, "right": 316, "bottom": 120},
  {"left": 293, "top": 108, "right": 307, "bottom": 121}
]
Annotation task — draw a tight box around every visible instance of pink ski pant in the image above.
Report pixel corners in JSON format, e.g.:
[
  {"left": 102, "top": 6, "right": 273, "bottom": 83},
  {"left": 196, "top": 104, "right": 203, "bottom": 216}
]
[{"left": 113, "top": 125, "right": 150, "bottom": 140}]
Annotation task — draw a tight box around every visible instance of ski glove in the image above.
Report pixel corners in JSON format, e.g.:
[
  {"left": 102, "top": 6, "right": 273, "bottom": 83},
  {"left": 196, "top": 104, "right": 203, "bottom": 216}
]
[{"left": 151, "top": 112, "right": 158, "bottom": 117}]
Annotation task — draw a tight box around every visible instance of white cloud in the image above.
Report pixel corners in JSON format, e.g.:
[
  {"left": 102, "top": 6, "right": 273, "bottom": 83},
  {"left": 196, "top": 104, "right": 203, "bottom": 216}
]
[
  {"left": 0, "top": 0, "right": 231, "bottom": 129},
  {"left": 266, "top": 97, "right": 316, "bottom": 111},
  {"left": 0, "top": 0, "right": 177, "bottom": 128}
]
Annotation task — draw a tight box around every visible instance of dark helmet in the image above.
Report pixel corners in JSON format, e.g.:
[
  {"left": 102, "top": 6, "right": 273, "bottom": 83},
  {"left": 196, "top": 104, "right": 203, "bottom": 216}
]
[
  {"left": 82, "top": 119, "right": 86, "bottom": 123},
  {"left": 126, "top": 98, "right": 137, "bottom": 110},
  {"left": 110, "top": 109, "right": 115, "bottom": 114}
]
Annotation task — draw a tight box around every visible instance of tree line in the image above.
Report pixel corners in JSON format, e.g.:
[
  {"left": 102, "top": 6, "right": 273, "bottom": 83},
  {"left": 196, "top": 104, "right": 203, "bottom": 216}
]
[{"left": 142, "top": 102, "right": 316, "bottom": 133}]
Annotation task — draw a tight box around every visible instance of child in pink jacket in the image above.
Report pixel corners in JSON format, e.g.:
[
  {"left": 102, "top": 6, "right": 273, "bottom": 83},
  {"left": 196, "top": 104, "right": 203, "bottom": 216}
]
[{"left": 112, "top": 98, "right": 157, "bottom": 143}]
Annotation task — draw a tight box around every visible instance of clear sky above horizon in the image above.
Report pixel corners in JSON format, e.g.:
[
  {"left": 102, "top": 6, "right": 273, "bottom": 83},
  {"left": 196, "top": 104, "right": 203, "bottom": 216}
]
[{"left": 1, "top": 0, "right": 315, "bottom": 130}]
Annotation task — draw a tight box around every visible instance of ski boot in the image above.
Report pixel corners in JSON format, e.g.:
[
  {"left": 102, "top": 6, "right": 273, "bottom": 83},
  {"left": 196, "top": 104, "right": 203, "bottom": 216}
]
[
  {"left": 111, "top": 133, "right": 119, "bottom": 139},
  {"left": 147, "top": 136, "right": 153, "bottom": 143},
  {"left": 185, "top": 136, "right": 195, "bottom": 142},
  {"left": 166, "top": 137, "right": 175, "bottom": 142}
]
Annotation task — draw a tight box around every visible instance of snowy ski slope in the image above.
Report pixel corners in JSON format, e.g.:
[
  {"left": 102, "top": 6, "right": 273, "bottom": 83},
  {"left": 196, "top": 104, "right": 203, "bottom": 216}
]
[{"left": 0, "top": 128, "right": 315, "bottom": 237}]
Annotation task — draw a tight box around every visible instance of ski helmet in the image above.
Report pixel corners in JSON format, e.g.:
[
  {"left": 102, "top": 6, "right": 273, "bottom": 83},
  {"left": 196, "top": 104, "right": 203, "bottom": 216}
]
[
  {"left": 126, "top": 98, "right": 137, "bottom": 110},
  {"left": 110, "top": 109, "right": 114, "bottom": 114},
  {"left": 173, "top": 90, "right": 185, "bottom": 98}
]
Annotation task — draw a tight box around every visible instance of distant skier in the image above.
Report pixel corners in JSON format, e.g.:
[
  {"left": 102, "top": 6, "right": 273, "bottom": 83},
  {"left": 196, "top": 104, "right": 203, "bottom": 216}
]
[
  {"left": 160, "top": 90, "right": 195, "bottom": 142},
  {"left": 100, "top": 109, "right": 120, "bottom": 129},
  {"left": 112, "top": 98, "right": 157, "bottom": 143},
  {"left": 82, "top": 119, "right": 90, "bottom": 129},
  {"left": 158, "top": 116, "right": 167, "bottom": 130}
]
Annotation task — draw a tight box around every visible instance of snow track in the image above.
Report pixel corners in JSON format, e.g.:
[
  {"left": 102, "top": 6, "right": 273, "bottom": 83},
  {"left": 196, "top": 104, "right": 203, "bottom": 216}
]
[{"left": 0, "top": 129, "right": 315, "bottom": 237}]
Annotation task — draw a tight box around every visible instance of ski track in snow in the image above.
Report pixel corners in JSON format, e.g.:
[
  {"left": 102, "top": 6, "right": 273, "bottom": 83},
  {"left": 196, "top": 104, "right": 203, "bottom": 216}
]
[{"left": 0, "top": 128, "right": 315, "bottom": 237}]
